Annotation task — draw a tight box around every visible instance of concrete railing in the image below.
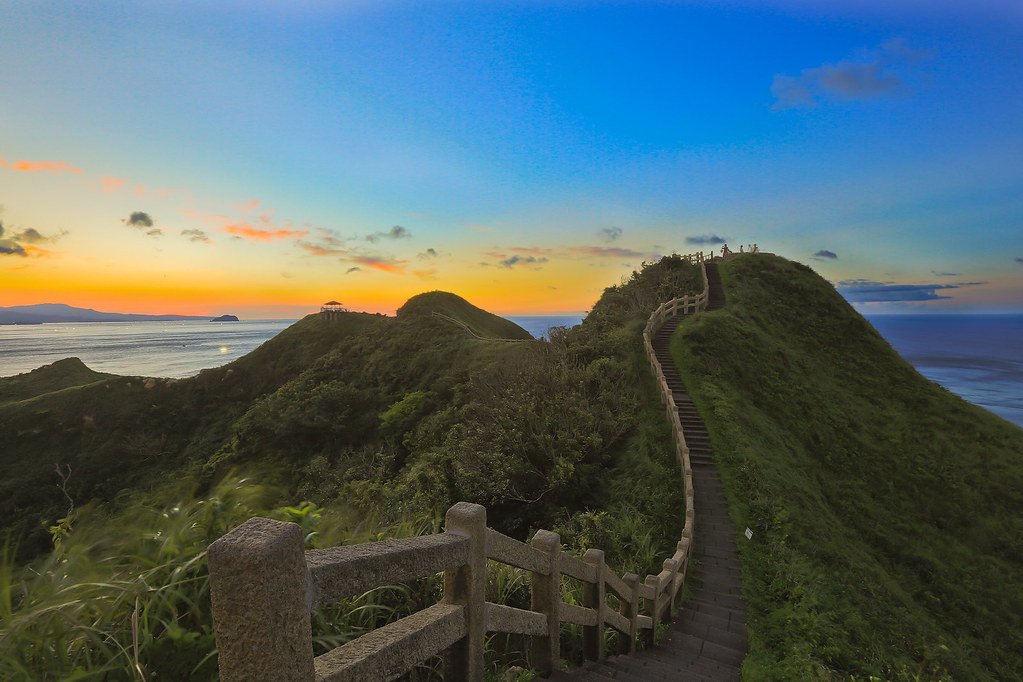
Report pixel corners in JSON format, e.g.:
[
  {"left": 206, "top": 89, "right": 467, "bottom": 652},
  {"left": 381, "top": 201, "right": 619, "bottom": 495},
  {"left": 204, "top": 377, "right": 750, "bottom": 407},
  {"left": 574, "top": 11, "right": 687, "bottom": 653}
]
[{"left": 207, "top": 253, "right": 712, "bottom": 681}]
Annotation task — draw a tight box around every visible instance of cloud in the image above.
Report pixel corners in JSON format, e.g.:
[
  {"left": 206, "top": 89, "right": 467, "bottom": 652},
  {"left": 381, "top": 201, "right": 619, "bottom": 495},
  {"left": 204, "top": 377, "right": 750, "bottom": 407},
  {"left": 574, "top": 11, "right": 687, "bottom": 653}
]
[
  {"left": 366, "top": 225, "right": 411, "bottom": 243},
  {"left": 181, "top": 228, "right": 212, "bottom": 244},
  {"left": 125, "top": 211, "right": 154, "bottom": 228},
  {"left": 413, "top": 269, "right": 438, "bottom": 279},
  {"left": 813, "top": 249, "right": 838, "bottom": 260},
  {"left": 102, "top": 176, "right": 126, "bottom": 192},
  {"left": 350, "top": 254, "right": 406, "bottom": 274},
  {"left": 0, "top": 220, "right": 61, "bottom": 256},
  {"left": 418, "top": 248, "right": 439, "bottom": 260},
  {"left": 281, "top": 272, "right": 294, "bottom": 279},
  {"left": 146, "top": 228, "right": 164, "bottom": 237},
  {"left": 836, "top": 279, "right": 985, "bottom": 303},
  {"left": 299, "top": 241, "right": 347, "bottom": 256},
  {"left": 0, "top": 222, "right": 26, "bottom": 256},
  {"left": 685, "top": 234, "right": 727, "bottom": 246},
  {"left": 500, "top": 254, "right": 548, "bottom": 268},
  {"left": 0, "top": 153, "right": 83, "bottom": 174},
  {"left": 14, "top": 227, "right": 47, "bottom": 244},
  {"left": 568, "top": 245, "right": 659, "bottom": 259},
  {"left": 772, "top": 38, "right": 935, "bottom": 110},
  {"left": 932, "top": 270, "right": 960, "bottom": 277},
  {"left": 1015, "top": 258, "right": 1023, "bottom": 264},
  {"left": 346, "top": 266, "right": 362, "bottom": 274},
  {"left": 598, "top": 227, "right": 623, "bottom": 242},
  {"left": 225, "top": 222, "right": 309, "bottom": 242}
]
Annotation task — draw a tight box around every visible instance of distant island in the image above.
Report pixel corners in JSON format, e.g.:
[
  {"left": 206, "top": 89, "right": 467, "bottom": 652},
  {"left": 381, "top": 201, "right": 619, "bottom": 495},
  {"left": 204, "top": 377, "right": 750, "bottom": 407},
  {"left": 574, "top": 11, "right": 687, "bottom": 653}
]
[
  {"left": 210, "top": 314, "right": 239, "bottom": 322},
  {"left": 0, "top": 303, "right": 212, "bottom": 325}
]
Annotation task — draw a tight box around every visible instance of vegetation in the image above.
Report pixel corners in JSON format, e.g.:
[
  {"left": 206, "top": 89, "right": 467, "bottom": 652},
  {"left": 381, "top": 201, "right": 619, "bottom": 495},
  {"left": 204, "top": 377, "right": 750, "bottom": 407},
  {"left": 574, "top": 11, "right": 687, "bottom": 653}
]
[
  {"left": 671, "top": 254, "right": 1023, "bottom": 680},
  {"left": 0, "top": 255, "right": 701, "bottom": 679}
]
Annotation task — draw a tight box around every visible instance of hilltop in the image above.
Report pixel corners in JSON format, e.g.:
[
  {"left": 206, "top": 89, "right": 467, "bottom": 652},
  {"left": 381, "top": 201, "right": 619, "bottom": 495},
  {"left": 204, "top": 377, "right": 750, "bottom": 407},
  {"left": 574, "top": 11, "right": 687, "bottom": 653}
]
[{"left": 672, "top": 254, "right": 1023, "bottom": 679}]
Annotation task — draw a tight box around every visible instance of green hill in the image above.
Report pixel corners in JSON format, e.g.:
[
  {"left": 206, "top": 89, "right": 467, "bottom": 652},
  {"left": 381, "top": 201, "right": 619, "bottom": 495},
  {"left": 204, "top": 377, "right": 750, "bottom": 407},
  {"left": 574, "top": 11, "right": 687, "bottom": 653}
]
[
  {"left": 0, "top": 357, "right": 114, "bottom": 404},
  {"left": 670, "top": 254, "right": 1023, "bottom": 679},
  {"left": 397, "top": 290, "right": 533, "bottom": 340}
]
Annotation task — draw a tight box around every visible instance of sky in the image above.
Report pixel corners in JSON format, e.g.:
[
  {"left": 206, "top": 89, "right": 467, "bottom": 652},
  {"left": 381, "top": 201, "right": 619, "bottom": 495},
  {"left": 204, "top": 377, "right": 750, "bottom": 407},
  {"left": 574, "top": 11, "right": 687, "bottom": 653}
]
[{"left": 1, "top": 0, "right": 1021, "bottom": 318}]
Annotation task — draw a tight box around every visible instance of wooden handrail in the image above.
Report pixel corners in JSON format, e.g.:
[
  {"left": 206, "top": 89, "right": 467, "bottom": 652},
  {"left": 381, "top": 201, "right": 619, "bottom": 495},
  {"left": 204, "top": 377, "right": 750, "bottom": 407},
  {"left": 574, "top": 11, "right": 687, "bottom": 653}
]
[{"left": 207, "top": 252, "right": 715, "bottom": 681}]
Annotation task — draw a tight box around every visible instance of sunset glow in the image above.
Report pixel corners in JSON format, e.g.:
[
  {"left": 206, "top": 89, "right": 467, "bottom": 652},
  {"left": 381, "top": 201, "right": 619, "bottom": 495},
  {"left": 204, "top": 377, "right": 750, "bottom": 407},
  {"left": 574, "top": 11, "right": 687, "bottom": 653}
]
[{"left": 1, "top": 1, "right": 1021, "bottom": 318}]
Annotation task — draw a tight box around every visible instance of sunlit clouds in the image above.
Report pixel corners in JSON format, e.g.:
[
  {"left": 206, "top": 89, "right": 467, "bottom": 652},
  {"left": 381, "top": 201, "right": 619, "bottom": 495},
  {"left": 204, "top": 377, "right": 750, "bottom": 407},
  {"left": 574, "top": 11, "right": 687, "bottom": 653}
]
[{"left": 0, "top": 154, "right": 82, "bottom": 174}]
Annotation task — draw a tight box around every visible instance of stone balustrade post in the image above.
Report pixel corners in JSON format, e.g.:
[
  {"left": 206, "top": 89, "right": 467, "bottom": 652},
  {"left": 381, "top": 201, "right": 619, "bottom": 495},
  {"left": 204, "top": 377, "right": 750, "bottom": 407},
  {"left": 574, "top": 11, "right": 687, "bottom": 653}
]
[
  {"left": 530, "top": 529, "right": 562, "bottom": 675},
  {"left": 582, "top": 548, "right": 606, "bottom": 662},
  {"left": 642, "top": 574, "right": 661, "bottom": 649},
  {"left": 207, "top": 517, "right": 314, "bottom": 682},
  {"left": 442, "top": 502, "right": 487, "bottom": 682},
  {"left": 618, "top": 573, "right": 640, "bottom": 655}
]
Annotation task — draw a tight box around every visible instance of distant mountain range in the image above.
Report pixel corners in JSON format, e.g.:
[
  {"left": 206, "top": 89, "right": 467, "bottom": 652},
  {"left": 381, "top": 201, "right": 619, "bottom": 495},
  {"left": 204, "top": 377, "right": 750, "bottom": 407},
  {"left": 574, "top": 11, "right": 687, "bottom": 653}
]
[{"left": 0, "top": 304, "right": 232, "bottom": 324}]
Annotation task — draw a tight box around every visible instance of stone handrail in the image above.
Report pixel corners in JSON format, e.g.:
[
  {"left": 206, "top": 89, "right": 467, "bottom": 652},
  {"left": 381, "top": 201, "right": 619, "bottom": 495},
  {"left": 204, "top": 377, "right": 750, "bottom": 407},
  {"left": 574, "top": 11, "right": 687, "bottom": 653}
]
[{"left": 207, "top": 252, "right": 713, "bottom": 681}]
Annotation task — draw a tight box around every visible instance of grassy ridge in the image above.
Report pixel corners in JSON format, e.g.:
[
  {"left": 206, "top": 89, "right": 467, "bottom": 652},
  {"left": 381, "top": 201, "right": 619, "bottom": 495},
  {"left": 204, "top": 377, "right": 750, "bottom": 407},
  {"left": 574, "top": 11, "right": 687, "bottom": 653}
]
[
  {"left": 397, "top": 291, "right": 533, "bottom": 340},
  {"left": 671, "top": 254, "right": 1023, "bottom": 680},
  {"left": 0, "top": 357, "right": 114, "bottom": 404},
  {"left": 1, "top": 261, "right": 703, "bottom": 679}
]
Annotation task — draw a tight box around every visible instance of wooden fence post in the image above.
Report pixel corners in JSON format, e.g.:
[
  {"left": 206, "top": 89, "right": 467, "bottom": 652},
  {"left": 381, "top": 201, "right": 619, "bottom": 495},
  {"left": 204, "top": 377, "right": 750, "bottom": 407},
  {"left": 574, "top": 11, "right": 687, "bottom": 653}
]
[
  {"left": 207, "top": 517, "right": 314, "bottom": 682},
  {"left": 619, "top": 573, "right": 640, "bottom": 655},
  {"left": 582, "top": 548, "right": 606, "bottom": 662},
  {"left": 530, "top": 529, "right": 561, "bottom": 675},
  {"left": 442, "top": 502, "right": 487, "bottom": 682}
]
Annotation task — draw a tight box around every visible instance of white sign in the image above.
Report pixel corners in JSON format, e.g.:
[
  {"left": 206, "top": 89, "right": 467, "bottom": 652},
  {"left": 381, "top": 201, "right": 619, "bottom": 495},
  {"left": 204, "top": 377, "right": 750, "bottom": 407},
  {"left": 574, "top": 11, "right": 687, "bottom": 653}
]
[{"left": 744, "top": 527, "right": 753, "bottom": 540}]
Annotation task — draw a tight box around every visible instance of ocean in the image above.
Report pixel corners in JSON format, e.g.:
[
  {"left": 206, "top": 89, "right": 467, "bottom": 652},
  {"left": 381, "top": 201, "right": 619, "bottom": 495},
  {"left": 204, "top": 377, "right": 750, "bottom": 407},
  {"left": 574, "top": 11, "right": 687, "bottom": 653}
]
[
  {"left": 2, "top": 314, "right": 1020, "bottom": 429},
  {"left": 0, "top": 320, "right": 296, "bottom": 379}
]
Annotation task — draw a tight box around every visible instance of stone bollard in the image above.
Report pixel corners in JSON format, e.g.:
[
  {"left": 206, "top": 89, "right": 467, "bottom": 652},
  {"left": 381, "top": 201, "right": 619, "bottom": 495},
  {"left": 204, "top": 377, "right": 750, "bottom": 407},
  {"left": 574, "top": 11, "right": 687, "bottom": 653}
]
[{"left": 207, "top": 517, "right": 314, "bottom": 682}]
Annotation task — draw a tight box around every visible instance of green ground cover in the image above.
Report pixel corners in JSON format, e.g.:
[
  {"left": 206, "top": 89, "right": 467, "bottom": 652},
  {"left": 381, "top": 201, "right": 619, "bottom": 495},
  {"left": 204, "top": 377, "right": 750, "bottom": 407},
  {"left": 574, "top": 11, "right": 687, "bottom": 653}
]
[{"left": 672, "top": 254, "right": 1023, "bottom": 680}]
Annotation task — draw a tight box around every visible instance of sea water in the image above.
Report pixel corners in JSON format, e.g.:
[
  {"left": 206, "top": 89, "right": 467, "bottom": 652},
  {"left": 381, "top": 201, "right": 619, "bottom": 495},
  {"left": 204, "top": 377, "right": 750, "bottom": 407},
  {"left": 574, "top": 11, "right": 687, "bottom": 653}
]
[
  {"left": 2, "top": 314, "right": 1020, "bottom": 429},
  {"left": 0, "top": 320, "right": 296, "bottom": 379}
]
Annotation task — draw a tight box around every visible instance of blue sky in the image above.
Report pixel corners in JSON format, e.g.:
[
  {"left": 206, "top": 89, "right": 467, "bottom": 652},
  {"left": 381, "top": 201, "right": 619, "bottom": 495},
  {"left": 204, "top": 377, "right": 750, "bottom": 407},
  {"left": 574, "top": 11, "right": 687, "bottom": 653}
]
[{"left": 1, "top": 0, "right": 1021, "bottom": 316}]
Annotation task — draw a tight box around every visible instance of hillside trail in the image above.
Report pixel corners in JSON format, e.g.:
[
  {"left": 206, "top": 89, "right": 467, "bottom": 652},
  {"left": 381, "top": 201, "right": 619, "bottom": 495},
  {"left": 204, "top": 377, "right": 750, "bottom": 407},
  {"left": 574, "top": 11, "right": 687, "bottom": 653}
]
[{"left": 549, "top": 261, "right": 747, "bottom": 681}]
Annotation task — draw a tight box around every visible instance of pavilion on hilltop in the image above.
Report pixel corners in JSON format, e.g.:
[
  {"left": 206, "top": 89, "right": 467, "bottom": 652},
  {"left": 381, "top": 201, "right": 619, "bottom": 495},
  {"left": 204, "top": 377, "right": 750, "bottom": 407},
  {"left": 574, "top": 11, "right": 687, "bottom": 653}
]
[{"left": 320, "top": 301, "right": 348, "bottom": 318}]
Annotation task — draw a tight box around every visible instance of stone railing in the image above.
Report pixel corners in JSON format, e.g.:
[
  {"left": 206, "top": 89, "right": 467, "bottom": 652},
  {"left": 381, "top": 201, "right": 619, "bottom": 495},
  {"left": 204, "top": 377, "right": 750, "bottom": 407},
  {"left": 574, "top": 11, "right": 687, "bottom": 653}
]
[{"left": 207, "top": 254, "right": 712, "bottom": 681}]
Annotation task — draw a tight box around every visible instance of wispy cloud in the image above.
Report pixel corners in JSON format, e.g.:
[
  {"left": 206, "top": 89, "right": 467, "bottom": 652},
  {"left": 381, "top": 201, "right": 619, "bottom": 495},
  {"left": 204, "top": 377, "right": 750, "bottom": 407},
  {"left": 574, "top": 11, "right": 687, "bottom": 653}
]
[
  {"left": 567, "top": 245, "right": 660, "bottom": 259},
  {"left": 932, "top": 270, "right": 960, "bottom": 277},
  {"left": 182, "top": 208, "right": 309, "bottom": 243},
  {"left": 102, "top": 176, "right": 126, "bottom": 192},
  {"left": 772, "top": 38, "right": 934, "bottom": 110},
  {"left": 1015, "top": 257, "right": 1023, "bottom": 264},
  {"left": 351, "top": 254, "right": 406, "bottom": 274},
  {"left": 0, "top": 220, "right": 62, "bottom": 256},
  {"left": 413, "top": 269, "right": 438, "bottom": 279},
  {"left": 366, "top": 225, "right": 412, "bottom": 243},
  {"left": 813, "top": 249, "right": 838, "bottom": 260},
  {"left": 836, "top": 279, "right": 985, "bottom": 303},
  {"left": 346, "top": 266, "right": 361, "bottom": 274},
  {"left": 418, "top": 248, "right": 439, "bottom": 260},
  {"left": 0, "top": 153, "right": 83, "bottom": 174},
  {"left": 225, "top": 222, "right": 307, "bottom": 241},
  {"left": 686, "top": 234, "right": 727, "bottom": 246},
  {"left": 181, "top": 228, "right": 212, "bottom": 244},
  {"left": 500, "top": 254, "right": 548, "bottom": 268},
  {"left": 598, "top": 227, "right": 623, "bottom": 242}
]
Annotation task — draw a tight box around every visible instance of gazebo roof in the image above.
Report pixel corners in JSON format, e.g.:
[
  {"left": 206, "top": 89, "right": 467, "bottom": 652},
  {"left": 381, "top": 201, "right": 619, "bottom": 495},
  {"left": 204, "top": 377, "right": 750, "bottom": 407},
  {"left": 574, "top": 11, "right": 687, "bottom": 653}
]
[{"left": 323, "top": 300, "right": 342, "bottom": 306}]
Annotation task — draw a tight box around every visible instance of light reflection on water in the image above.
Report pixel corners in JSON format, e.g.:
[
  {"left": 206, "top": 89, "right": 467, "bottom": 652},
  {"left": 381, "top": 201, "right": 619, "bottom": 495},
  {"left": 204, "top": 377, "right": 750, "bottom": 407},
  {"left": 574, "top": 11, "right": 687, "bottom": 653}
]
[{"left": 0, "top": 320, "right": 296, "bottom": 379}]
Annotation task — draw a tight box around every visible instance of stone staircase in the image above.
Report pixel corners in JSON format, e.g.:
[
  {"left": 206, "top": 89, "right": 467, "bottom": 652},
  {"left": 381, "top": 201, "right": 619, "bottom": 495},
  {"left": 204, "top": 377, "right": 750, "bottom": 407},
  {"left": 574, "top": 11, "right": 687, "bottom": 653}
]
[{"left": 549, "top": 263, "right": 745, "bottom": 681}]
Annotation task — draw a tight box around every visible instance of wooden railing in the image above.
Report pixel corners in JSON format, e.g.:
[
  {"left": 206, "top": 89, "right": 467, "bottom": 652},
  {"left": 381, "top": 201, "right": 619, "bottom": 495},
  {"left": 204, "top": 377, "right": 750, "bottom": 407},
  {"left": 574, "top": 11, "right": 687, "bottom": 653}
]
[{"left": 207, "top": 254, "right": 713, "bottom": 681}]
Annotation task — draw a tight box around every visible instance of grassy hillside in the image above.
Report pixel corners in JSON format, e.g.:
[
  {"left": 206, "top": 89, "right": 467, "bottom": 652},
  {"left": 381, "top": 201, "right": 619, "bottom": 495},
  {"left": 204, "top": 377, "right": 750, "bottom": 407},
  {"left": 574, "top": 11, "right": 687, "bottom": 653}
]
[
  {"left": 670, "top": 254, "right": 1023, "bottom": 680},
  {"left": 1, "top": 260, "right": 703, "bottom": 679},
  {"left": 0, "top": 357, "right": 114, "bottom": 404},
  {"left": 397, "top": 290, "right": 533, "bottom": 340}
]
